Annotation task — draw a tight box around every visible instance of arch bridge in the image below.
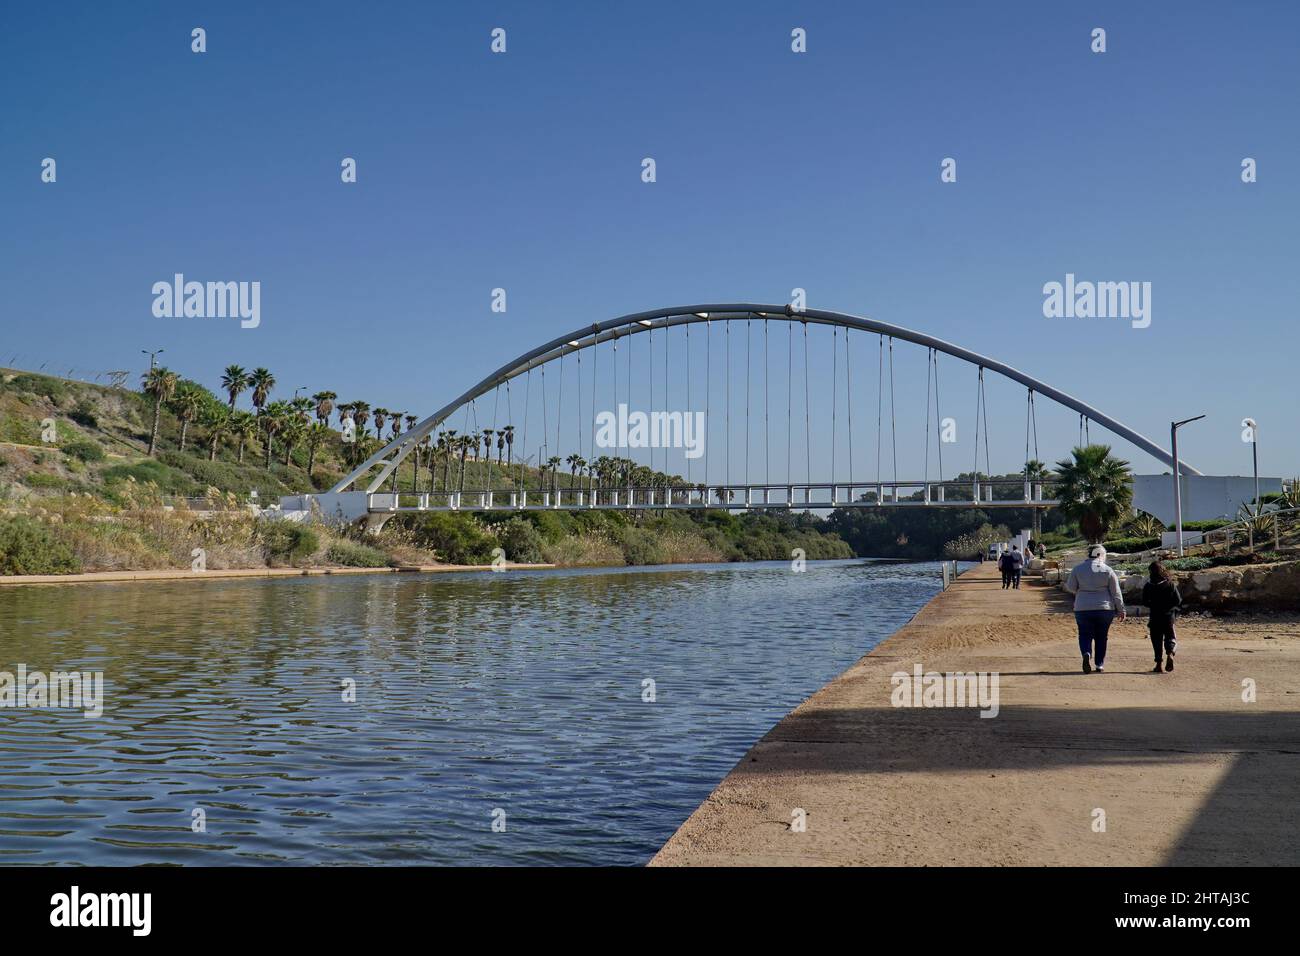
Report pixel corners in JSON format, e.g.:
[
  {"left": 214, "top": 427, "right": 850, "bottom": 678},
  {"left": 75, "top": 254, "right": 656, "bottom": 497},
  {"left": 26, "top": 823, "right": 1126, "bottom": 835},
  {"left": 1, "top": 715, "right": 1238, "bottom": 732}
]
[{"left": 280, "top": 304, "right": 1200, "bottom": 529}]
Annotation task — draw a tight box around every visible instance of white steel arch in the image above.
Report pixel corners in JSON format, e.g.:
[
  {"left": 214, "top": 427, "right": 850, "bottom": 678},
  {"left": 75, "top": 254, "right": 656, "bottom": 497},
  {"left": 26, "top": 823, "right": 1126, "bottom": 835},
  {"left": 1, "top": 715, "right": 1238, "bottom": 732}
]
[{"left": 330, "top": 304, "right": 1201, "bottom": 493}]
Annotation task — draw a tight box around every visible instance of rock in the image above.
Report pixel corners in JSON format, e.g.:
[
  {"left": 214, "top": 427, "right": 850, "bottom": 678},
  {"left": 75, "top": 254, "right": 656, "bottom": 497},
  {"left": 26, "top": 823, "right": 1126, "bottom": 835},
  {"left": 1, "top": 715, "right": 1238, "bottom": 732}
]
[
  {"left": 1043, "top": 569, "right": 1060, "bottom": 584},
  {"left": 1176, "top": 560, "right": 1300, "bottom": 611}
]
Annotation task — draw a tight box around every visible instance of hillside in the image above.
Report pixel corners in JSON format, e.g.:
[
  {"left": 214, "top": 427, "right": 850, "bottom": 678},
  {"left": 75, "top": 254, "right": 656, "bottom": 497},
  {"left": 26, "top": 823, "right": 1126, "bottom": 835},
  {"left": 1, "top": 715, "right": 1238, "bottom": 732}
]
[{"left": 0, "top": 367, "right": 854, "bottom": 574}]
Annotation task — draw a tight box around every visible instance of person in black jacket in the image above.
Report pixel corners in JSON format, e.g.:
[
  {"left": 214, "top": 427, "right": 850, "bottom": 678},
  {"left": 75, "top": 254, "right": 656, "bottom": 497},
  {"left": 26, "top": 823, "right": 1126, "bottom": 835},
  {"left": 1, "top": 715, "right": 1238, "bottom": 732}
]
[{"left": 1141, "top": 561, "right": 1183, "bottom": 673}]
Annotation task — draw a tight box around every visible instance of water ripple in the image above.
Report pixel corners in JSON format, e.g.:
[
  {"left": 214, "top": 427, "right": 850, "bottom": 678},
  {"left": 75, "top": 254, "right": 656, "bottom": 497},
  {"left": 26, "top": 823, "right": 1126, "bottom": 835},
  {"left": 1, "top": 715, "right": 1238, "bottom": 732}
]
[{"left": 0, "top": 558, "right": 942, "bottom": 864}]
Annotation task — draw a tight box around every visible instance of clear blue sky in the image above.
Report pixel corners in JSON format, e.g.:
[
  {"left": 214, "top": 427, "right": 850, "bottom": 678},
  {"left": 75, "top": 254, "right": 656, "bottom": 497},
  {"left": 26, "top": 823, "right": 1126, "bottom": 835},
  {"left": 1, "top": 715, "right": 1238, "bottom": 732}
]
[{"left": 2, "top": 1, "right": 1296, "bottom": 482}]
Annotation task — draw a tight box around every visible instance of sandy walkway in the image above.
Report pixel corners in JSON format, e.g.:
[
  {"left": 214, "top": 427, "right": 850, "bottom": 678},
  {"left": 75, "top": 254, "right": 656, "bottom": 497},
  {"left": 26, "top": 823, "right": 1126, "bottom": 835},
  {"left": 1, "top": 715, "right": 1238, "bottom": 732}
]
[{"left": 651, "top": 562, "right": 1300, "bottom": 866}]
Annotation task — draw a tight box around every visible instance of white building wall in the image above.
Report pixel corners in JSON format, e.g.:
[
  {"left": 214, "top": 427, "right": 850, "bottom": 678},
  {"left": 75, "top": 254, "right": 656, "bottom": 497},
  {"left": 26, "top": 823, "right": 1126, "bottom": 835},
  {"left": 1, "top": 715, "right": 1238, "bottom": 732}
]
[{"left": 1131, "top": 475, "right": 1283, "bottom": 525}]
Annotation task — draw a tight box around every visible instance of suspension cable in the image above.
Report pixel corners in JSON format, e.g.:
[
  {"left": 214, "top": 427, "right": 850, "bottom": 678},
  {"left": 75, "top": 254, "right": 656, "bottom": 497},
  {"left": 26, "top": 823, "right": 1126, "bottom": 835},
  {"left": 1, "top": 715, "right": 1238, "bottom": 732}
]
[
  {"left": 575, "top": 346, "right": 583, "bottom": 463},
  {"left": 978, "top": 368, "right": 991, "bottom": 480},
  {"left": 745, "top": 318, "right": 751, "bottom": 485},
  {"left": 704, "top": 319, "right": 710, "bottom": 492},
  {"left": 803, "top": 321, "right": 812, "bottom": 484},
  {"left": 889, "top": 337, "right": 898, "bottom": 485},
  {"left": 846, "top": 328, "right": 853, "bottom": 491},
  {"left": 973, "top": 367, "right": 983, "bottom": 484},
  {"left": 1025, "top": 388, "right": 1033, "bottom": 468},
  {"left": 626, "top": 326, "right": 633, "bottom": 482},
  {"left": 648, "top": 323, "right": 654, "bottom": 475},
  {"left": 764, "top": 317, "right": 770, "bottom": 485},
  {"left": 934, "top": 349, "right": 944, "bottom": 482},
  {"left": 924, "top": 348, "right": 933, "bottom": 484},
  {"left": 831, "top": 326, "right": 838, "bottom": 485},
  {"left": 555, "top": 351, "right": 565, "bottom": 480},
  {"left": 487, "top": 383, "right": 499, "bottom": 492},
  {"left": 686, "top": 323, "right": 692, "bottom": 487},
  {"left": 540, "top": 363, "right": 548, "bottom": 484},
  {"left": 876, "top": 335, "right": 884, "bottom": 485},
  {"left": 519, "top": 368, "right": 530, "bottom": 492},
  {"left": 787, "top": 321, "right": 793, "bottom": 483}
]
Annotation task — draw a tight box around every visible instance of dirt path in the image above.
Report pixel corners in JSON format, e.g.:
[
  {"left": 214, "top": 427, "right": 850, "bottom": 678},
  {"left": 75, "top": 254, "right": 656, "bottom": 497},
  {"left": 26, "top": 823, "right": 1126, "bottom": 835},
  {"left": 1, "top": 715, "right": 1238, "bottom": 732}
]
[{"left": 651, "top": 562, "right": 1300, "bottom": 866}]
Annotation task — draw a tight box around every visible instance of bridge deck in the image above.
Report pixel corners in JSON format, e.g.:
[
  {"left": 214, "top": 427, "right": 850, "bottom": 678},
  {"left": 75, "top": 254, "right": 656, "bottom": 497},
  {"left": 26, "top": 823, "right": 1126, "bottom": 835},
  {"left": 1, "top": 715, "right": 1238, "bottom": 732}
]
[{"left": 362, "top": 481, "right": 1058, "bottom": 514}]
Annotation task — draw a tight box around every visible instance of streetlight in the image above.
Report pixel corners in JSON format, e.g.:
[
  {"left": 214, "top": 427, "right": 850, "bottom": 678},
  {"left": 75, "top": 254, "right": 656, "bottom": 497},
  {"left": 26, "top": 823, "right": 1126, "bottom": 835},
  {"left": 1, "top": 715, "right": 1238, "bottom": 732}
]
[
  {"left": 1171, "top": 414, "right": 1206, "bottom": 557},
  {"left": 293, "top": 386, "right": 309, "bottom": 400},
  {"left": 1242, "top": 418, "right": 1260, "bottom": 512},
  {"left": 141, "top": 348, "right": 164, "bottom": 371}
]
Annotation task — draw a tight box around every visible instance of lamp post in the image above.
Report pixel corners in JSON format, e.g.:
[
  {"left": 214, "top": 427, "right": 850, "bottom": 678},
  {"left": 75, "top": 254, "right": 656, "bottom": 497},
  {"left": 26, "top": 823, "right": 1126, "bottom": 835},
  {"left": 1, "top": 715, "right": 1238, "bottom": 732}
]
[
  {"left": 1171, "top": 414, "right": 1206, "bottom": 557},
  {"left": 141, "top": 349, "right": 164, "bottom": 371},
  {"left": 1242, "top": 418, "right": 1260, "bottom": 512}
]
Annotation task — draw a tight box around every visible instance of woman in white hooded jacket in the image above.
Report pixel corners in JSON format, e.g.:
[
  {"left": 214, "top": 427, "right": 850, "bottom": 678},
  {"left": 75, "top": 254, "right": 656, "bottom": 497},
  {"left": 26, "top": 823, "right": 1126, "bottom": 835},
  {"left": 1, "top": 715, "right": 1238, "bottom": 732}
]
[{"left": 1063, "top": 544, "right": 1126, "bottom": 673}]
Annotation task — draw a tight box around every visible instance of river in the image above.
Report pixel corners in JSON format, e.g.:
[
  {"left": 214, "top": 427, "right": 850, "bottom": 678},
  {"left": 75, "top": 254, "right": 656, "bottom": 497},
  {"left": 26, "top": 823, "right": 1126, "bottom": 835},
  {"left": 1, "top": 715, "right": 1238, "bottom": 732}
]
[{"left": 0, "top": 559, "right": 947, "bottom": 865}]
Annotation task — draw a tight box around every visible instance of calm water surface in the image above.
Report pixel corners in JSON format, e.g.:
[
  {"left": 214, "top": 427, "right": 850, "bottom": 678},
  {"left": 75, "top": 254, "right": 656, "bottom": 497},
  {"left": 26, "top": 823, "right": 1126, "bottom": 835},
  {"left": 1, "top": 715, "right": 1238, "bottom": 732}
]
[{"left": 0, "top": 559, "right": 944, "bottom": 865}]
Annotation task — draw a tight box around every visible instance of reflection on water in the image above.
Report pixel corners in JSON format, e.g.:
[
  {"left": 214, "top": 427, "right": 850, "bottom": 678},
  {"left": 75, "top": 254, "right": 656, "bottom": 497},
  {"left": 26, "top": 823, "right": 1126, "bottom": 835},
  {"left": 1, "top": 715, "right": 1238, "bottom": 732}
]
[{"left": 0, "top": 559, "right": 942, "bottom": 865}]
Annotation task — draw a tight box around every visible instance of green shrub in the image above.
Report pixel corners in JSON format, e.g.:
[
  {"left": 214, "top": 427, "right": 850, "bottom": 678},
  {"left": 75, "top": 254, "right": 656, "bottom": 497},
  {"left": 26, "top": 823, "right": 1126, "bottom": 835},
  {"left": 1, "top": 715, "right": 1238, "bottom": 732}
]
[
  {"left": 0, "top": 415, "right": 41, "bottom": 445},
  {"left": 1102, "top": 535, "right": 1159, "bottom": 553},
  {"left": 103, "top": 459, "right": 198, "bottom": 495},
  {"left": 498, "top": 517, "right": 545, "bottom": 563},
  {"left": 1163, "top": 557, "right": 1214, "bottom": 572},
  {"left": 616, "top": 525, "right": 664, "bottom": 566},
  {"left": 258, "top": 521, "right": 319, "bottom": 564},
  {"left": 25, "top": 473, "right": 69, "bottom": 490},
  {"left": 63, "top": 438, "right": 105, "bottom": 462},
  {"left": 0, "top": 516, "right": 81, "bottom": 575},
  {"left": 158, "top": 451, "right": 293, "bottom": 497},
  {"left": 409, "top": 513, "right": 495, "bottom": 564},
  {"left": 5, "top": 373, "right": 69, "bottom": 404},
  {"left": 325, "top": 539, "right": 390, "bottom": 567},
  {"left": 1183, "top": 519, "right": 1231, "bottom": 531},
  {"left": 68, "top": 400, "right": 99, "bottom": 429}
]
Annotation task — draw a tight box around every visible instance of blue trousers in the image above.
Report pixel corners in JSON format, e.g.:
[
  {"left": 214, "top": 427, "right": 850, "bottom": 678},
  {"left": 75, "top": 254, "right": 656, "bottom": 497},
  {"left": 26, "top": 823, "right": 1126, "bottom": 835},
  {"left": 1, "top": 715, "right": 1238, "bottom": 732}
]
[{"left": 1075, "top": 609, "right": 1116, "bottom": 666}]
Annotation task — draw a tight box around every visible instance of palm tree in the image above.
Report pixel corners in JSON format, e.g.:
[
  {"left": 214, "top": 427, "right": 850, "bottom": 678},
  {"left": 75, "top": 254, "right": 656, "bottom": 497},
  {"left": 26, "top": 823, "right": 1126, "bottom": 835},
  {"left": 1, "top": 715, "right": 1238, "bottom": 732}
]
[
  {"left": 1130, "top": 511, "right": 1164, "bottom": 538},
  {"left": 456, "top": 435, "right": 472, "bottom": 492},
  {"left": 248, "top": 367, "right": 276, "bottom": 413},
  {"left": 280, "top": 412, "right": 307, "bottom": 466},
  {"left": 405, "top": 417, "right": 419, "bottom": 490},
  {"left": 442, "top": 430, "right": 458, "bottom": 491},
  {"left": 546, "top": 456, "right": 562, "bottom": 493},
  {"left": 203, "top": 404, "right": 232, "bottom": 461},
  {"left": 1054, "top": 445, "right": 1133, "bottom": 543},
  {"left": 231, "top": 410, "right": 258, "bottom": 463},
  {"left": 311, "top": 391, "right": 337, "bottom": 424},
  {"left": 261, "top": 400, "right": 291, "bottom": 468},
  {"left": 351, "top": 401, "right": 371, "bottom": 437},
  {"left": 220, "top": 365, "right": 250, "bottom": 409},
  {"left": 1024, "top": 458, "right": 1050, "bottom": 539},
  {"left": 305, "top": 421, "right": 330, "bottom": 480},
  {"left": 335, "top": 403, "right": 356, "bottom": 464},
  {"left": 566, "top": 454, "right": 584, "bottom": 486},
  {"left": 171, "top": 383, "right": 205, "bottom": 452},
  {"left": 373, "top": 408, "right": 389, "bottom": 438},
  {"left": 504, "top": 425, "right": 515, "bottom": 467},
  {"left": 142, "top": 366, "right": 178, "bottom": 457}
]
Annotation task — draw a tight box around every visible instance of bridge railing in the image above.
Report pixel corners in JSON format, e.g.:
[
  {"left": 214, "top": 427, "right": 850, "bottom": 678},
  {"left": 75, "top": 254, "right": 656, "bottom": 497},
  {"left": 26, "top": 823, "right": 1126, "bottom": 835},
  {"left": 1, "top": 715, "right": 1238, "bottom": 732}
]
[{"left": 364, "top": 478, "right": 1058, "bottom": 513}]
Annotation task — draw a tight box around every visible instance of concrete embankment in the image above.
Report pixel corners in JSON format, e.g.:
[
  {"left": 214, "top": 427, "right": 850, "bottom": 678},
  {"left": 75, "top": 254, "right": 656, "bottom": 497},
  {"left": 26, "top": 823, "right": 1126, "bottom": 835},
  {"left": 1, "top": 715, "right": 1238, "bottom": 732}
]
[
  {"left": 651, "top": 562, "right": 1300, "bottom": 866},
  {"left": 0, "top": 563, "right": 554, "bottom": 587}
]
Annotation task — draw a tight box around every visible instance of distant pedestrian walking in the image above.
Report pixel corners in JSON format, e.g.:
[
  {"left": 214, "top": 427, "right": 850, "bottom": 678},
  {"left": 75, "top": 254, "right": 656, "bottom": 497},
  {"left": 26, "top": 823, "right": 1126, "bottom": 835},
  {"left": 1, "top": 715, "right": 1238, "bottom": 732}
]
[
  {"left": 1063, "top": 545, "right": 1126, "bottom": 673},
  {"left": 1140, "top": 561, "right": 1183, "bottom": 673},
  {"left": 998, "top": 549, "right": 1012, "bottom": 588},
  {"left": 1009, "top": 546, "right": 1024, "bottom": 589}
]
